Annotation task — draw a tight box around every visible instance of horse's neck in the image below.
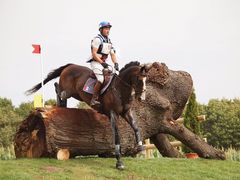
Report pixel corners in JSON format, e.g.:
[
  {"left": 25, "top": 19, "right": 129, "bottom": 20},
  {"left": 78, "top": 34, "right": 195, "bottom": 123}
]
[{"left": 114, "top": 72, "right": 133, "bottom": 104}]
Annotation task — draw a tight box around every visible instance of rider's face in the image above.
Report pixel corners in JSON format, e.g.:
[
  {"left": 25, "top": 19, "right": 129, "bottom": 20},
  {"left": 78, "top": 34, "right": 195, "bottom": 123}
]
[{"left": 101, "top": 27, "right": 110, "bottom": 37}]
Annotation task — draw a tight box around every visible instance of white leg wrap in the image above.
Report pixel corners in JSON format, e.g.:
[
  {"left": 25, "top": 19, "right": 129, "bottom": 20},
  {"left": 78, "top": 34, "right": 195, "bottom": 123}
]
[
  {"left": 115, "top": 144, "right": 120, "bottom": 151},
  {"left": 138, "top": 141, "right": 143, "bottom": 146}
]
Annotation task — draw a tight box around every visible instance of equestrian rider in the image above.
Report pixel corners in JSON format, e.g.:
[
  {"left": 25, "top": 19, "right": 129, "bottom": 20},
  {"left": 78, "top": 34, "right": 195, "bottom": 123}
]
[{"left": 88, "top": 21, "right": 119, "bottom": 106}]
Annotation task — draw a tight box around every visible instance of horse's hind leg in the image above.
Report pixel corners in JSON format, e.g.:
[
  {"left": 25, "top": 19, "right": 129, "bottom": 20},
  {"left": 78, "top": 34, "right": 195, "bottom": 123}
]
[
  {"left": 54, "top": 82, "right": 61, "bottom": 106},
  {"left": 110, "top": 111, "right": 124, "bottom": 170},
  {"left": 54, "top": 82, "right": 67, "bottom": 107},
  {"left": 60, "top": 98, "right": 67, "bottom": 107}
]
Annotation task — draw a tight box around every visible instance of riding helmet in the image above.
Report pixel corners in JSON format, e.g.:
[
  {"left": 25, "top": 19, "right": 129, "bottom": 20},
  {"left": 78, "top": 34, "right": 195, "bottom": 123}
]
[{"left": 99, "top": 21, "right": 112, "bottom": 30}]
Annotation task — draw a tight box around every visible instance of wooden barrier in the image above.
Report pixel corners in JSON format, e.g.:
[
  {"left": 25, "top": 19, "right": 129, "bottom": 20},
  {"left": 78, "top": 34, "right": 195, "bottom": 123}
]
[
  {"left": 175, "top": 115, "right": 206, "bottom": 124},
  {"left": 144, "top": 139, "right": 182, "bottom": 158}
]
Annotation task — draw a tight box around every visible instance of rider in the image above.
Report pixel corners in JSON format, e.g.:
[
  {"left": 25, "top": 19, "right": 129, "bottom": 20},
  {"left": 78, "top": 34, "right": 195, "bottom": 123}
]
[{"left": 88, "top": 21, "right": 119, "bottom": 106}]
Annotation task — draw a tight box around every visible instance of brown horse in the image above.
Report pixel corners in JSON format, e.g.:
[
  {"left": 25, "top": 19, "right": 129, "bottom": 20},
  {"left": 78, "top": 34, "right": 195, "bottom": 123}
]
[{"left": 26, "top": 61, "right": 152, "bottom": 169}]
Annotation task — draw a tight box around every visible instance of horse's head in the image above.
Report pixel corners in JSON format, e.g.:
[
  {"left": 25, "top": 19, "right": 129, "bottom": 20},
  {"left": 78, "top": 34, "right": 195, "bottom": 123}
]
[{"left": 119, "top": 61, "right": 152, "bottom": 101}]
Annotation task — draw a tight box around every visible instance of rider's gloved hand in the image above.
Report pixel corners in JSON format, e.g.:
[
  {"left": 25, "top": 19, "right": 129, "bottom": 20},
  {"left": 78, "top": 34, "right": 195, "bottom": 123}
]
[
  {"left": 101, "top": 62, "right": 109, "bottom": 68},
  {"left": 114, "top": 63, "right": 119, "bottom": 71}
]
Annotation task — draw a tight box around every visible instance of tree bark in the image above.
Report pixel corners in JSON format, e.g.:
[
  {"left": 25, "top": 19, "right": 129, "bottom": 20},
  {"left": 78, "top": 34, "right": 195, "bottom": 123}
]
[{"left": 150, "top": 133, "right": 182, "bottom": 158}]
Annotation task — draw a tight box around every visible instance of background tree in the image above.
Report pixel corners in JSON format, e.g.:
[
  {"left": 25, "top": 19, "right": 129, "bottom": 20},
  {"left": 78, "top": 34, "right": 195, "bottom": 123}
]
[
  {"left": 183, "top": 88, "right": 201, "bottom": 153},
  {"left": 0, "top": 97, "right": 21, "bottom": 147},
  {"left": 15, "top": 101, "right": 34, "bottom": 118},
  {"left": 45, "top": 99, "right": 57, "bottom": 106},
  {"left": 184, "top": 88, "right": 201, "bottom": 135},
  {"left": 200, "top": 98, "right": 240, "bottom": 149},
  {"left": 0, "top": 98, "right": 57, "bottom": 149}
]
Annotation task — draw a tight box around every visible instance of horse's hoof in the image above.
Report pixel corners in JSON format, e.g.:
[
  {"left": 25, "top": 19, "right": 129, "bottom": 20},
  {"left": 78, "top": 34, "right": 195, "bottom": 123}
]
[
  {"left": 137, "top": 145, "right": 146, "bottom": 155},
  {"left": 116, "top": 161, "right": 125, "bottom": 170},
  {"left": 137, "top": 145, "right": 146, "bottom": 153}
]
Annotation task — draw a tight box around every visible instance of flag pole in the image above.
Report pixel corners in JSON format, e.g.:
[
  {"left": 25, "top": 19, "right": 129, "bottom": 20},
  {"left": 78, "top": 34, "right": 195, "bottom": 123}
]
[{"left": 40, "top": 47, "right": 45, "bottom": 107}]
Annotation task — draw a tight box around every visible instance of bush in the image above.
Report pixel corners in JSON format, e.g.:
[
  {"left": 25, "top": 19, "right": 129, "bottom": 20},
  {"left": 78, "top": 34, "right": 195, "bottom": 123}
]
[
  {"left": 225, "top": 147, "right": 240, "bottom": 161},
  {"left": 0, "top": 144, "right": 15, "bottom": 160}
]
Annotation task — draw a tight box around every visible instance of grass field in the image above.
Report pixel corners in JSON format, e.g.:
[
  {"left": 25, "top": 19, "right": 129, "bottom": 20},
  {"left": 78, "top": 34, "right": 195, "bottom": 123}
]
[{"left": 0, "top": 157, "right": 240, "bottom": 180}]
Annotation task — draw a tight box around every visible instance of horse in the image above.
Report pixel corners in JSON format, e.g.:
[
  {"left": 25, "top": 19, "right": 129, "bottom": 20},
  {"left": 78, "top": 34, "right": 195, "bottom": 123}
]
[{"left": 26, "top": 61, "right": 152, "bottom": 169}]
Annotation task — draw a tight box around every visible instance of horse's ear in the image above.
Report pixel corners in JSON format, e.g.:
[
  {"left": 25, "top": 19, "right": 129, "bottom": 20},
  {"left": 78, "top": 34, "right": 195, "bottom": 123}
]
[
  {"left": 140, "top": 63, "right": 153, "bottom": 74},
  {"left": 140, "top": 65, "right": 146, "bottom": 75},
  {"left": 145, "top": 63, "right": 153, "bottom": 72}
]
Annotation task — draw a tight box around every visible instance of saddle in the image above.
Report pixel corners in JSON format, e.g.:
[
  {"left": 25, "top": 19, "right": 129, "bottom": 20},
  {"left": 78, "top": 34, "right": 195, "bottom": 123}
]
[{"left": 83, "top": 68, "right": 114, "bottom": 95}]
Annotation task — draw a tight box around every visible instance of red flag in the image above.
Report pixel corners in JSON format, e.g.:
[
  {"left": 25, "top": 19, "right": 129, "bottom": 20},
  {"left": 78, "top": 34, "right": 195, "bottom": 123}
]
[{"left": 32, "top": 44, "right": 41, "bottom": 54}]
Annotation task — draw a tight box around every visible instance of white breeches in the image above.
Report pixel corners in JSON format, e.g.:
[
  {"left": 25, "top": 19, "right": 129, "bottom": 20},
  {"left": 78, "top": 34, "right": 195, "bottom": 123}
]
[{"left": 90, "top": 61, "right": 104, "bottom": 83}]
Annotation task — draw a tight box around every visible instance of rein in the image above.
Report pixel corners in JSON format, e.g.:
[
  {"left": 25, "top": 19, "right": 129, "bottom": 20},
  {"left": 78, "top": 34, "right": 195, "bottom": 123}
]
[
  {"left": 113, "top": 73, "right": 132, "bottom": 88},
  {"left": 108, "top": 73, "right": 133, "bottom": 103},
  {"left": 94, "top": 67, "right": 132, "bottom": 88}
]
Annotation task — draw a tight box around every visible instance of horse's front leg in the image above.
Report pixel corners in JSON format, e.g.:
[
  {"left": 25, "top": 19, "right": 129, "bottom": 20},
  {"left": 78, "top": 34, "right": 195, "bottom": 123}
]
[
  {"left": 123, "top": 109, "right": 145, "bottom": 152},
  {"left": 110, "top": 110, "right": 124, "bottom": 170}
]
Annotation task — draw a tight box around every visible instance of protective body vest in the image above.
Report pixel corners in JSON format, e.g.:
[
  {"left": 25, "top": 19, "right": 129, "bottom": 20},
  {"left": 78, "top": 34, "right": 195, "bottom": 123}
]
[
  {"left": 87, "top": 34, "right": 115, "bottom": 63},
  {"left": 94, "top": 34, "right": 113, "bottom": 56}
]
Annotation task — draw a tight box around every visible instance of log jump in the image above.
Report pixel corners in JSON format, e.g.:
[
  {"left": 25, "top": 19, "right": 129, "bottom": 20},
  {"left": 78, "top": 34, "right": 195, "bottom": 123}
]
[{"left": 15, "top": 62, "right": 225, "bottom": 160}]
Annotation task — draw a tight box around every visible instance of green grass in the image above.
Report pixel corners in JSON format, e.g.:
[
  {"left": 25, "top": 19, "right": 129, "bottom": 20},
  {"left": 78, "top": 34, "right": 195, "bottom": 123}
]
[{"left": 0, "top": 157, "right": 240, "bottom": 180}]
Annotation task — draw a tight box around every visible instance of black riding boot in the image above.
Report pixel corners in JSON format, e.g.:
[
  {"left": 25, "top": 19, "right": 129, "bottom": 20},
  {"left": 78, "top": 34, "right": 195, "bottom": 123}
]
[{"left": 90, "top": 81, "right": 102, "bottom": 106}]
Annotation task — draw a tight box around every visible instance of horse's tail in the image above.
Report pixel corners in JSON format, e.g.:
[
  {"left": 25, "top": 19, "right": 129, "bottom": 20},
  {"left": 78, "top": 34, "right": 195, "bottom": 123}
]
[{"left": 25, "top": 63, "right": 73, "bottom": 95}]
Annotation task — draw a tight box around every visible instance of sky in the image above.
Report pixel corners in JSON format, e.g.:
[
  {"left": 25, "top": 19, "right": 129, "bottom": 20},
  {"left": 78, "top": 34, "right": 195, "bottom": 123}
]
[{"left": 0, "top": 0, "right": 240, "bottom": 107}]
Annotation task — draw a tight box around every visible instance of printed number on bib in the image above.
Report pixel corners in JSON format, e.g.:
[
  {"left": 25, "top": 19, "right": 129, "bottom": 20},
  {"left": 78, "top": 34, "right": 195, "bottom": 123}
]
[{"left": 102, "top": 43, "right": 112, "bottom": 54}]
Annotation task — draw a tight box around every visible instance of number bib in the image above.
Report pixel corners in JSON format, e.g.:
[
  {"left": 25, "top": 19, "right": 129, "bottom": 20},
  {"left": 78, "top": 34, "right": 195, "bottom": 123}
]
[{"left": 101, "top": 42, "right": 112, "bottom": 55}]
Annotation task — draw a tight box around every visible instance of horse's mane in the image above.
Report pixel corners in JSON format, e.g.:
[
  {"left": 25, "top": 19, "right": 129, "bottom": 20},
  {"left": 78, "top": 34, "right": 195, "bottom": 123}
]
[{"left": 119, "top": 61, "right": 140, "bottom": 73}]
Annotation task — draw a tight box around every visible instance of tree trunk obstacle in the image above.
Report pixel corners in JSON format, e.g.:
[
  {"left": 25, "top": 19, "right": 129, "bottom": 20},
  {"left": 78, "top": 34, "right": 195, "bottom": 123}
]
[{"left": 14, "top": 62, "right": 225, "bottom": 160}]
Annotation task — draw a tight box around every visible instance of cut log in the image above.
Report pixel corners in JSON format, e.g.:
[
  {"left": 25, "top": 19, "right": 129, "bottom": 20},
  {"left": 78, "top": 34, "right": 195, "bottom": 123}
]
[
  {"left": 14, "top": 106, "right": 225, "bottom": 160},
  {"left": 14, "top": 107, "right": 138, "bottom": 158}
]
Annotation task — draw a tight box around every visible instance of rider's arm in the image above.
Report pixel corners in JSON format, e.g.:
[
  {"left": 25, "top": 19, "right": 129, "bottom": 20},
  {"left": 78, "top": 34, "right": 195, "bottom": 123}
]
[
  {"left": 110, "top": 52, "right": 117, "bottom": 64},
  {"left": 110, "top": 46, "right": 117, "bottom": 64},
  {"left": 91, "top": 38, "right": 104, "bottom": 64},
  {"left": 92, "top": 47, "right": 104, "bottom": 64}
]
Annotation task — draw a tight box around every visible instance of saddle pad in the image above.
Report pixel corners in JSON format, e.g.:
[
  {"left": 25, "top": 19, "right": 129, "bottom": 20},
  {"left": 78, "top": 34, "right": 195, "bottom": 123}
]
[{"left": 83, "top": 76, "right": 114, "bottom": 95}]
